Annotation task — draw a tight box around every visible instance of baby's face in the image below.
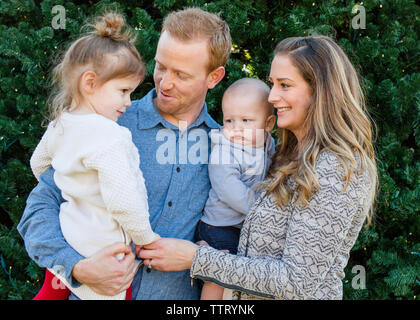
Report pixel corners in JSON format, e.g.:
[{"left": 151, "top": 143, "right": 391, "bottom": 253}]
[{"left": 222, "top": 93, "right": 270, "bottom": 148}]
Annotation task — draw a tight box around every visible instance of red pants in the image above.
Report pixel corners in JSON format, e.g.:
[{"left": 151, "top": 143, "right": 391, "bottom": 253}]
[{"left": 33, "top": 269, "right": 132, "bottom": 300}]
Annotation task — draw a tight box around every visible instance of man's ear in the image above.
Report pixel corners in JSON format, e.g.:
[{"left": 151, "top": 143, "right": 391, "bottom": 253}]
[
  {"left": 265, "top": 114, "right": 276, "bottom": 132},
  {"left": 207, "top": 66, "right": 225, "bottom": 89},
  {"left": 79, "top": 71, "right": 98, "bottom": 95}
]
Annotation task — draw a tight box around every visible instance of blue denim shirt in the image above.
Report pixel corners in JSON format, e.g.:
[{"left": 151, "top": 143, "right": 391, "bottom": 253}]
[{"left": 18, "top": 89, "right": 220, "bottom": 300}]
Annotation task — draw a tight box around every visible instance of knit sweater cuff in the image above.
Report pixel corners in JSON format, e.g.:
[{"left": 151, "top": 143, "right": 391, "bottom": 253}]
[
  {"left": 190, "top": 245, "right": 227, "bottom": 280},
  {"left": 131, "top": 229, "right": 160, "bottom": 246}
]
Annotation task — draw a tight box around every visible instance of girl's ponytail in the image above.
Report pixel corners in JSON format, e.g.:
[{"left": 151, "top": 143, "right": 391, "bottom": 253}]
[
  {"left": 90, "top": 12, "right": 133, "bottom": 42},
  {"left": 45, "top": 11, "right": 145, "bottom": 124}
]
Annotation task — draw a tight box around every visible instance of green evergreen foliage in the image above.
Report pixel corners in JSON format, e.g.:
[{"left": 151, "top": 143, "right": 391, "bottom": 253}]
[{"left": 0, "top": 0, "right": 418, "bottom": 300}]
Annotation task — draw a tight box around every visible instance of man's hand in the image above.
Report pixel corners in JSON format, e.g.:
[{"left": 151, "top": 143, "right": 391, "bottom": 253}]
[{"left": 72, "top": 242, "right": 135, "bottom": 296}]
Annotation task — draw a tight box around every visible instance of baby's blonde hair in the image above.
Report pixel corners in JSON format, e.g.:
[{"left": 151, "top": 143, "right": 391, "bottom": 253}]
[
  {"left": 223, "top": 78, "right": 274, "bottom": 117},
  {"left": 46, "top": 12, "right": 145, "bottom": 123}
]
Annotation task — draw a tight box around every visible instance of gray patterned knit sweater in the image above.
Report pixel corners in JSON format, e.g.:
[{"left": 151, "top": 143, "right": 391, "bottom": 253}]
[{"left": 190, "top": 151, "right": 373, "bottom": 300}]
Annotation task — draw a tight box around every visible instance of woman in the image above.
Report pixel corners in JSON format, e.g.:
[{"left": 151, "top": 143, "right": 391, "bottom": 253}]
[{"left": 138, "top": 35, "right": 378, "bottom": 300}]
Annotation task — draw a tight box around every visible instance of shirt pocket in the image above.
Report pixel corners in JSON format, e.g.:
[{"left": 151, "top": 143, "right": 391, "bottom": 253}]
[{"left": 188, "top": 165, "right": 211, "bottom": 213}]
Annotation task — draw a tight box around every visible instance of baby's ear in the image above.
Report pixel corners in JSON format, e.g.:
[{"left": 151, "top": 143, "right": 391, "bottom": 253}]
[{"left": 265, "top": 114, "right": 276, "bottom": 132}]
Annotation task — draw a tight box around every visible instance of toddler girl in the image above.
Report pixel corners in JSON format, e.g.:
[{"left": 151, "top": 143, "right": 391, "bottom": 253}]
[{"left": 29, "top": 12, "right": 159, "bottom": 300}]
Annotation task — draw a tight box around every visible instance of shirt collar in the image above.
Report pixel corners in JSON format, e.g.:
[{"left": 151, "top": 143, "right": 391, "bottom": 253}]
[{"left": 135, "top": 89, "right": 220, "bottom": 130}]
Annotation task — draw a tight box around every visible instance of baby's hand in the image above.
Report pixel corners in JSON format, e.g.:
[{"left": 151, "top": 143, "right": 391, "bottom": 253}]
[{"left": 195, "top": 240, "right": 210, "bottom": 246}]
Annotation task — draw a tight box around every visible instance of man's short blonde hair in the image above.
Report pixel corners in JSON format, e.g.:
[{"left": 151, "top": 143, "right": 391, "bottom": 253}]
[{"left": 161, "top": 7, "right": 231, "bottom": 72}]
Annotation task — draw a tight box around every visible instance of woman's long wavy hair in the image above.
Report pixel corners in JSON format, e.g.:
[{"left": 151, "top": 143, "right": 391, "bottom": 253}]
[{"left": 258, "top": 35, "right": 378, "bottom": 226}]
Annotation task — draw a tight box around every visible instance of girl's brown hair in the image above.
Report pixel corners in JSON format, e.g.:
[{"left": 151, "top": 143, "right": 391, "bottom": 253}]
[{"left": 46, "top": 12, "right": 145, "bottom": 123}]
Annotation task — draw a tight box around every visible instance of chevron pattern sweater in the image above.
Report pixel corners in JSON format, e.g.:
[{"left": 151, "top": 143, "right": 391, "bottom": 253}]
[{"left": 190, "top": 151, "right": 373, "bottom": 300}]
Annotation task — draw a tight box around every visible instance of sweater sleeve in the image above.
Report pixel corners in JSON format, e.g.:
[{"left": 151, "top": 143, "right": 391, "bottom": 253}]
[
  {"left": 30, "top": 131, "right": 52, "bottom": 181},
  {"left": 83, "top": 136, "right": 159, "bottom": 246},
  {"left": 191, "top": 153, "right": 368, "bottom": 299}
]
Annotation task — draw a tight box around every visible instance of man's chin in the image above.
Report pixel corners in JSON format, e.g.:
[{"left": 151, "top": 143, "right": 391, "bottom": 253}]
[
  {"left": 154, "top": 98, "right": 184, "bottom": 122},
  {"left": 156, "top": 100, "right": 178, "bottom": 114}
]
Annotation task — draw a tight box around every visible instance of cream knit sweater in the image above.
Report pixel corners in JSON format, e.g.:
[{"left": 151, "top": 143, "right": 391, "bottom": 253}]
[{"left": 30, "top": 112, "right": 159, "bottom": 300}]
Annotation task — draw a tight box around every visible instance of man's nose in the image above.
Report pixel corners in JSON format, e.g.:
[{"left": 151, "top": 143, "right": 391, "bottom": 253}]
[{"left": 160, "top": 72, "right": 174, "bottom": 91}]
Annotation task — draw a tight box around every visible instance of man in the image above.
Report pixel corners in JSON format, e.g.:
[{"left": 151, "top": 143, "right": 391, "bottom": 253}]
[{"left": 17, "top": 8, "right": 231, "bottom": 300}]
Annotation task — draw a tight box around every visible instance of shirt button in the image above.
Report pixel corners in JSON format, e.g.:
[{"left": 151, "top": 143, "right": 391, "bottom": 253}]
[
  {"left": 168, "top": 201, "right": 172, "bottom": 207},
  {"left": 176, "top": 167, "right": 180, "bottom": 172}
]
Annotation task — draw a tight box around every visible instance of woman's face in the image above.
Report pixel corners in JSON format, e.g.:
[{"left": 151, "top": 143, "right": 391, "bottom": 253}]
[{"left": 268, "top": 54, "right": 313, "bottom": 142}]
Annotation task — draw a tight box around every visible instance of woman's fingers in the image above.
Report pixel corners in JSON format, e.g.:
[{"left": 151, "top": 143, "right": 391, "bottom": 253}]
[
  {"left": 138, "top": 247, "right": 156, "bottom": 260},
  {"left": 137, "top": 238, "right": 198, "bottom": 271}
]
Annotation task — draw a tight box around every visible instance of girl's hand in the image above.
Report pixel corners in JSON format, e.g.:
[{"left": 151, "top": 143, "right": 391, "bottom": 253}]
[{"left": 138, "top": 238, "right": 198, "bottom": 272}]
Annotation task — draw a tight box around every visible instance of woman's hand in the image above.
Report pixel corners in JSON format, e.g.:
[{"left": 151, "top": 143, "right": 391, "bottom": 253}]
[
  {"left": 135, "top": 234, "right": 161, "bottom": 257},
  {"left": 137, "top": 238, "right": 199, "bottom": 272}
]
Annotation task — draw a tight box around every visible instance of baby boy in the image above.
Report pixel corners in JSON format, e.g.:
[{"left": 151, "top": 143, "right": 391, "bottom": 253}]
[{"left": 195, "top": 78, "right": 276, "bottom": 299}]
